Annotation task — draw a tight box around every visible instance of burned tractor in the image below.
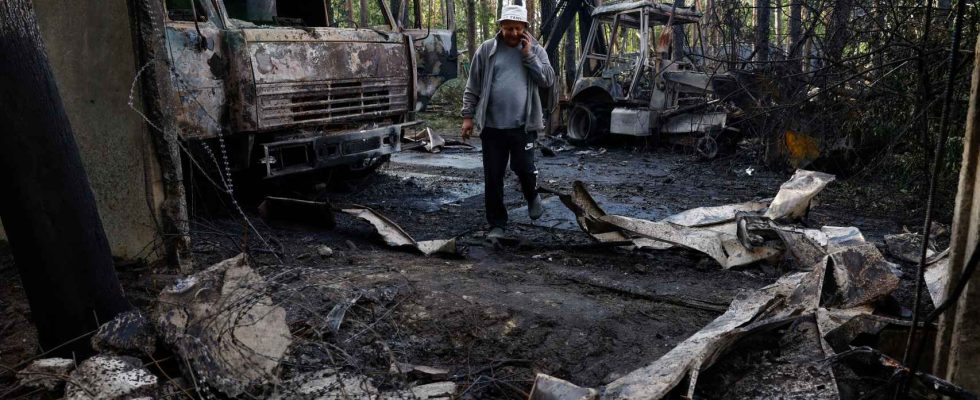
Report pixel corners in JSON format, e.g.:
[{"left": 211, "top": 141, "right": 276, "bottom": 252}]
[
  {"left": 146, "top": 0, "right": 457, "bottom": 180},
  {"left": 566, "top": 0, "right": 735, "bottom": 158}
]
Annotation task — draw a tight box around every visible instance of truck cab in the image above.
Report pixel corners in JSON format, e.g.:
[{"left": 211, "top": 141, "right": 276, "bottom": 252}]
[{"left": 156, "top": 0, "right": 456, "bottom": 178}]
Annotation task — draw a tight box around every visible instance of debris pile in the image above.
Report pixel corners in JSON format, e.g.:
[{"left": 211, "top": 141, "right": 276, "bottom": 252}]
[
  {"left": 259, "top": 196, "right": 459, "bottom": 256},
  {"left": 154, "top": 253, "right": 292, "bottom": 397},
  {"left": 91, "top": 310, "right": 156, "bottom": 356},
  {"left": 403, "top": 127, "right": 475, "bottom": 153},
  {"left": 547, "top": 170, "right": 835, "bottom": 268},
  {"left": 531, "top": 170, "right": 966, "bottom": 399},
  {"left": 65, "top": 355, "right": 158, "bottom": 400},
  {"left": 14, "top": 252, "right": 462, "bottom": 399},
  {"left": 16, "top": 358, "right": 74, "bottom": 391}
]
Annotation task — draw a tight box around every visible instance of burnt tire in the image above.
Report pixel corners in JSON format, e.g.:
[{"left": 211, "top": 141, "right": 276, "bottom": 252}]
[
  {"left": 695, "top": 135, "right": 719, "bottom": 160},
  {"left": 567, "top": 104, "right": 610, "bottom": 146}
]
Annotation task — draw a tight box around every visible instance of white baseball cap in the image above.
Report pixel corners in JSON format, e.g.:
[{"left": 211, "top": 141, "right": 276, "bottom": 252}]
[{"left": 498, "top": 4, "right": 528, "bottom": 24}]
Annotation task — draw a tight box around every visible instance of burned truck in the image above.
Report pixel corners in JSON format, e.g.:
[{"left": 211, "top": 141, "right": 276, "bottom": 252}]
[
  {"left": 148, "top": 0, "right": 456, "bottom": 180},
  {"left": 566, "top": 0, "right": 735, "bottom": 158}
]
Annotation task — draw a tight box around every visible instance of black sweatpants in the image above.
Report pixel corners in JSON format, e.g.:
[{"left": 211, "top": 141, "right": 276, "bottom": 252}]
[{"left": 481, "top": 126, "right": 538, "bottom": 229}]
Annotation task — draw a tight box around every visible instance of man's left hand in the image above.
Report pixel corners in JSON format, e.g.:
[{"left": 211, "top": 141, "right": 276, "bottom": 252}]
[{"left": 521, "top": 32, "right": 533, "bottom": 57}]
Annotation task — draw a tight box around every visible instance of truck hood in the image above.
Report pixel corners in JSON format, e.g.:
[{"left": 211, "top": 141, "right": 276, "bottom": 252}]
[{"left": 237, "top": 28, "right": 412, "bottom": 130}]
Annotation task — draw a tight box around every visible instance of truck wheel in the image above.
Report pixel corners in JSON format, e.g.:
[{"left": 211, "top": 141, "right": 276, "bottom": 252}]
[
  {"left": 696, "top": 135, "right": 719, "bottom": 160},
  {"left": 567, "top": 104, "right": 609, "bottom": 146}
]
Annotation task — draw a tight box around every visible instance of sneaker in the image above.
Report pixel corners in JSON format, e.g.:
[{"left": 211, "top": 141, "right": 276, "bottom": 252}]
[
  {"left": 487, "top": 226, "right": 505, "bottom": 239},
  {"left": 528, "top": 195, "right": 544, "bottom": 220}
]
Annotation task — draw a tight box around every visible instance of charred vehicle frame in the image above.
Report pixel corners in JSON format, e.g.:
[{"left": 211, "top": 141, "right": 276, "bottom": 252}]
[
  {"left": 146, "top": 0, "right": 457, "bottom": 180},
  {"left": 566, "top": 0, "right": 736, "bottom": 158}
]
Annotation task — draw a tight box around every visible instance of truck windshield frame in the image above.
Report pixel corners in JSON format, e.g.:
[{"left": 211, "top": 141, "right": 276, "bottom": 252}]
[{"left": 220, "top": 0, "right": 398, "bottom": 30}]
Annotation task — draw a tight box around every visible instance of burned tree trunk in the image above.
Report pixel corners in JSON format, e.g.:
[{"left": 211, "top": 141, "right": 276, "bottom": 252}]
[
  {"left": 672, "top": 0, "right": 686, "bottom": 61},
  {"left": 754, "top": 0, "right": 770, "bottom": 62},
  {"left": 822, "top": 0, "right": 853, "bottom": 73},
  {"left": 788, "top": 0, "right": 802, "bottom": 64},
  {"left": 540, "top": 0, "right": 553, "bottom": 37},
  {"left": 564, "top": 20, "right": 577, "bottom": 93},
  {"left": 0, "top": 0, "right": 131, "bottom": 356},
  {"left": 577, "top": 4, "right": 591, "bottom": 54}
]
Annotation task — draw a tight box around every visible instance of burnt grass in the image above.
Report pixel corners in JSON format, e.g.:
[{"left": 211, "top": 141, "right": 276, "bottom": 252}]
[{"left": 0, "top": 127, "right": 952, "bottom": 398}]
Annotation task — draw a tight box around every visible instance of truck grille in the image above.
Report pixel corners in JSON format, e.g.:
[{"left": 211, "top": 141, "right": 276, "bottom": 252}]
[{"left": 256, "top": 78, "right": 409, "bottom": 128}]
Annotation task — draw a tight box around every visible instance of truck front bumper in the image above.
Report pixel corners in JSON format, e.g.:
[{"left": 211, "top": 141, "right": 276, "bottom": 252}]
[{"left": 259, "top": 124, "right": 406, "bottom": 178}]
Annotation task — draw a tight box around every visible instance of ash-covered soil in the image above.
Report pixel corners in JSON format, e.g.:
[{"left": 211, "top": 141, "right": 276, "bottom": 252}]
[{"left": 0, "top": 125, "right": 941, "bottom": 398}]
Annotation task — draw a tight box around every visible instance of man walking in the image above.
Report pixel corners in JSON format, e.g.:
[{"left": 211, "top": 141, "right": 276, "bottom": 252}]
[{"left": 461, "top": 3, "right": 555, "bottom": 238}]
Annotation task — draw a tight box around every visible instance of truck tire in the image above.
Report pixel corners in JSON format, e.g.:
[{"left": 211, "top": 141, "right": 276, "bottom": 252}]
[{"left": 567, "top": 104, "right": 610, "bottom": 146}]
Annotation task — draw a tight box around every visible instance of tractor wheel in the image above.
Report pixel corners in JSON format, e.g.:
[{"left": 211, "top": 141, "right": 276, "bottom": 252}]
[{"left": 567, "top": 104, "right": 610, "bottom": 146}]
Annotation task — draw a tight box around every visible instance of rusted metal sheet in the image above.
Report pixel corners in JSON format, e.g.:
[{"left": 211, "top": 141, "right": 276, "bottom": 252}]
[
  {"left": 825, "top": 244, "right": 901, "bottom": 308},
  {"left": 164, "top": 23, "right": 227, "bottom": 139},
  {"left": 408, "top": 30, "right": 458, "bottom": 111},
  {"left": 340, "top": 205, "right": 457, "bottom": 255},
  {"left": 529, "top": 374, "right": 598, "bottom": 400},
  {"left": 234, "top": 29, "right": 411, "bottom": 131},
  {"left": 764, "top": 169, "right": 836, "bottom": 221}
]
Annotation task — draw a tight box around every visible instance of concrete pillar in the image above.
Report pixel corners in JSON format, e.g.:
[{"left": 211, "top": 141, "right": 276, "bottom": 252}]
[
  {"left": 0, "top": 0, "right": 172, "bottom": 262},
  {"left": 934, "top": 34, "right": 980, "bottom": 390}
]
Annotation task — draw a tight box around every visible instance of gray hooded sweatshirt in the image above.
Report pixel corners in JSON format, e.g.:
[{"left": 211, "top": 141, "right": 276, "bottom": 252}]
[{"left": 461, "top": 33, "right": 555, "bottom": 134}]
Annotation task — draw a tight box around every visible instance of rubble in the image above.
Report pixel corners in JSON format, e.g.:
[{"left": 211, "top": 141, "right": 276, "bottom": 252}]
[
  {"left": 537, "top": 136, "right": 571, "bottom": 157},
  {"left": 16, "top": 357, "right": 74, "bottom": 391},
  {"left": 271, "top": 369, "right": 378, "bottom": 399},
  {"left": 317, "top": 245, "right": 334, "bottom": 258},
  {"left": 529, "top": 374, "right": 598, "bottom": 400},
  {"left": 601, "top": 214, "right": 781, "bottom": 268},
  {"left": 763, "top": 169, "right": 836, "bottom": 221},
  {"left": 661, "top": 200, "right": 769, "bottom": 227},
  {"left": 410, "top": 381, "right": 458, "bottom": 399},
  {"left": 599, "top": 270, "right": 818, "bottom": 399},
  {"left": 829, "top": 347, "right": 978, "bottom": 399},
  {"left": 65, "top": 355, "right": 157, "bottom": 400},
  {"left": 91, "top": 310, "right": 156, "bottom": 356},
  {"left": 340, "top": 205, "right": 457, "bottom": 256},
  {"left": 822, "top": 226, "right": 868, "bottom": 251},
  {"left": 533, "top": 245, "right": 906, "bottom": 399},
  {"left": 154, "top": 254, "right": 292, "bottom": 397},
  {"left": 424, "top": 128, "right": 446, "bottom": 152},
  {"left": 549, "top": 170, "right": 841, "bottom": 269},
  {"left": 884, "top": 232, "right": 938, "bottom": 263},
  {"left": 325, "top": 293, "right": 362, "bottom": 334},
  {"left": 530, "top": 169, "right": 924, "bottom": 399},
  {"left": 693, "top": 316, "right": 839, "bottom": 399},
  {"left": 824, "top": 244, "right": 902, "bottom": 308},
  {"left": 822, "top": 313, "right": 908, "bottom": 353},
  {"left": 390, "top": 362, "right": 450, "bottom": 381},
  {"left": 404, "top": 128, "right": 475, "bottom": 153}
]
